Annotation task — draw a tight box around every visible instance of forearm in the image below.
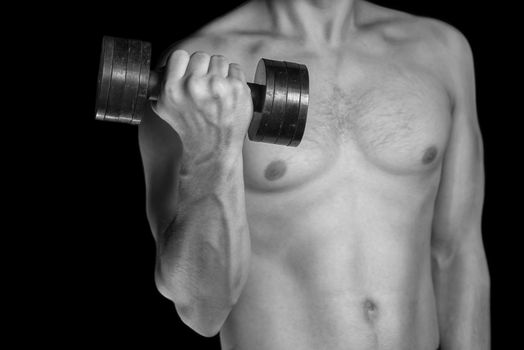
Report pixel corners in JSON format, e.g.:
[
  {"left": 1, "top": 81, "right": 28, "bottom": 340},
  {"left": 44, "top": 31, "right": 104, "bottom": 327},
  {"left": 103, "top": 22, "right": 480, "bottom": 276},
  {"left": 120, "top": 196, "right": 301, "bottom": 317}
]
[
  {"left": 432, "top": 241, "right": 491, "bottom": 350},
  {"left": 156, "top": 151, "right": 250, "bottom": 317}
]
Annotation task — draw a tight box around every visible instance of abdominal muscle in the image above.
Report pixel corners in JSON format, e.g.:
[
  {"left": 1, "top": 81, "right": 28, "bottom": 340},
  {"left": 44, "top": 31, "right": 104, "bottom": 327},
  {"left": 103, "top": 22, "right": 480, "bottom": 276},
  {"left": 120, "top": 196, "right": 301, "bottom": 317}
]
[{"left": 219, "top": 151, "right": 442, "bottom": 350}]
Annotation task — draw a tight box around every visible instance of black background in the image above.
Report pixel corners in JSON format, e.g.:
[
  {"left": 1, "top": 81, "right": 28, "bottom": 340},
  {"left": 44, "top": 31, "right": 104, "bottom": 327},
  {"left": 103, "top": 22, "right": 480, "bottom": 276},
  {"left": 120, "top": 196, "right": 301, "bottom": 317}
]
[{"left": 27, "top": 0, "right": 517, "bottom": 348}]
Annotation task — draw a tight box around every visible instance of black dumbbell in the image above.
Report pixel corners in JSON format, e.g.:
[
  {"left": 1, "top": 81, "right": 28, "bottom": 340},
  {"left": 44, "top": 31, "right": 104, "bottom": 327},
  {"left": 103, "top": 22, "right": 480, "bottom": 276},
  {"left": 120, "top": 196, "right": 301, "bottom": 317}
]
[{"left": 95, "top": 36, "right": 309, "bottom": 147}]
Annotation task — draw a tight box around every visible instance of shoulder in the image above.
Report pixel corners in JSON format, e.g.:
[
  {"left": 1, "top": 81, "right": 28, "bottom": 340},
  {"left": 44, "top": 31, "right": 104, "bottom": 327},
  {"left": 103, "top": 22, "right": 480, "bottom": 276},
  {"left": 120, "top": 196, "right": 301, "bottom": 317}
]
[
  {"left": 360, "top": 1, "right": 473, "bottom": 61},
  {"left": 405, "top": 17, "right": 476, "bottom": 112},
  {"left": 404, "top": 17, "right": 475, "bottom": 101},
  {"left": 402, "top": 16, "right": 474, "bottom": 87},
  {"left": 412, "top": 16, "right": 473, "bottom": 65},
  {"left": 378, "top": 11, "right": 477, "bottom": 122},
  {"left": 405, "top": 17, "right": 473, "bottom": 70},
  {"left": 361, "top": 2, "right": 474, "bottom": 96}
]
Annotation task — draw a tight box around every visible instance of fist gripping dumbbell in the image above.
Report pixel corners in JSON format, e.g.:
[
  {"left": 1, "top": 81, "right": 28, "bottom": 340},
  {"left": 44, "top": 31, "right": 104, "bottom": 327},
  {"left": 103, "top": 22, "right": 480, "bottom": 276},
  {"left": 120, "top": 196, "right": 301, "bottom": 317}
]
[{"left": 95, "top": 36, "right": 309, "bottom": 147}]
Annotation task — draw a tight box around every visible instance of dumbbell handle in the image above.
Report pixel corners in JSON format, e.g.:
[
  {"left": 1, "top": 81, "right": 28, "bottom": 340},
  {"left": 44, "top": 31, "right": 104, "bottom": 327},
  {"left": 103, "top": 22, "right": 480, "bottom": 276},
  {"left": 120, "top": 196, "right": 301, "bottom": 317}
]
[{"left": 147, "top": 69, "right": 266, "bottom": 112}]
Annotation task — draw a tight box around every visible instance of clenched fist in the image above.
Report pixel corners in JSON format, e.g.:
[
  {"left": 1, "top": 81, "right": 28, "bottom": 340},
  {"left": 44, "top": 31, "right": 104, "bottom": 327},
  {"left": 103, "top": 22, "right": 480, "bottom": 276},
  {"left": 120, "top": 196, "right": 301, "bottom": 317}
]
[{"left": 152, "top": 50, "right": 253, "bottom": 164}]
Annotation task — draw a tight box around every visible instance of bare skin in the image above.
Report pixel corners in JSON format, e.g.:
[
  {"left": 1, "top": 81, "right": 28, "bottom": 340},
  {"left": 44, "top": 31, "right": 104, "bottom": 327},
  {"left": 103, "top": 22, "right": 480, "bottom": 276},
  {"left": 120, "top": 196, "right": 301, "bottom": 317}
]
[{"left": 138, "top": 1, "right": 490, "bottom": 349}]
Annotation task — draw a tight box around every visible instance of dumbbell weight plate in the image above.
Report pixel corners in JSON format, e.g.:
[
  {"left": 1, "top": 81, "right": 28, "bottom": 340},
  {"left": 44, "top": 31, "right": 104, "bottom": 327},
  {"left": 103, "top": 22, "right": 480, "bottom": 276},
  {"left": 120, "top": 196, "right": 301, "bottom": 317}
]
[
  {"left": 106, "top": 37, "right": 128, "bottom": 122},
  {"left": 95, "top": 36, "right": 113, "bottom": 122},
  {"left": 290, "top": 64, "right": 309, "bottom": 147},
  {"left": 118, "top": 39, "right": 140, "bottom": 123},
  {"left": 95, "top": 37, "right": 151, "bottom": 124},
  {"left": 278, "top": 62, "right": 299, "bottom": 146},
  {"left": 248, "top": 59, "right": 308, "bottom": 146},
  {"left": 259, "top": 59, "right": 288, "bottom": 145}
]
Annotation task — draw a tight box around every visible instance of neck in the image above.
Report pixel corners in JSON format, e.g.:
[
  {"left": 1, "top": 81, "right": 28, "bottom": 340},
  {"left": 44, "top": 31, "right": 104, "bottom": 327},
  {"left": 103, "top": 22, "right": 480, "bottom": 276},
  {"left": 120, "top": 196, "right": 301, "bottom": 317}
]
[{"left": 266, "top": 0, "right": 359, "bottom": 47}]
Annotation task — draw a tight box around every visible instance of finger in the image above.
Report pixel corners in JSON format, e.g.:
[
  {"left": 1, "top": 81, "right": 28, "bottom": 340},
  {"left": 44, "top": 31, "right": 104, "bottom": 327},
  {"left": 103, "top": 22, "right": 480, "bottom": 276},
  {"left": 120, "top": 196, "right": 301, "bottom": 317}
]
[
  {"left": 207, "top": 55, "right": 229, "bottom": 77},
  {"left": 227, "top": 63, "right": 247, "bottom": 84},
  {"left": 165, "top": 49, "right": 190, "bottom": 80},
  {"left": 185, "top": 51, "right": 210, "bottom": 77}
]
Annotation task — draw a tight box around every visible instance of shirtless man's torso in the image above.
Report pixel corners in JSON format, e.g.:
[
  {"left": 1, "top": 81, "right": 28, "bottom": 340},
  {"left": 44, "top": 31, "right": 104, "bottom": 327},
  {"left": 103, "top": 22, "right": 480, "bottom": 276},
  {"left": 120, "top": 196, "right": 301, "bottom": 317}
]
[{"left": 138, "top": 1, "right": 490, "bottom": 349}]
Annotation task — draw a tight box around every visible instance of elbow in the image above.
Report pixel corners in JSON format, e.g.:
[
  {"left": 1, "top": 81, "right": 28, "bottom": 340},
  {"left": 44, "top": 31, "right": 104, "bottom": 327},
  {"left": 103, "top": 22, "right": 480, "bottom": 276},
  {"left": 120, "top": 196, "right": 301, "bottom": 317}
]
[
  {"left": 432, "top": 230, "right": 488, "bottom": 267},
  {"left": 153, "top": 249, "right": 250, "bottom": 337},
  {"left": 154, "top": 273, "right": 237, "bottom": 337},
  {"left": 175, "top": 301, "right": 231, "bottom": 337},
  {"left": 432, "top": 235, "right": 491, "bottom": 285}
]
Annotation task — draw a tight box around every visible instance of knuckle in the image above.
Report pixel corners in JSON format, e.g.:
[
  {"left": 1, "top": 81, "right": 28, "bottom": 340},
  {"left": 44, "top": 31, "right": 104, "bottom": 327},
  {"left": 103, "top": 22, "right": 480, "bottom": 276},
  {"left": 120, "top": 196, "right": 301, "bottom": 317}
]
[
  {"left": 229, "top": 62, "right": 243, "bottom": 74},
  {"left": 229, "top": 78, "right": 248, "bottom": 94},
  {"left": 185, "top": 74, "right": 204, "bottom": 97},
  {"left": 190, "top": 50, "right": 210, "bottom": 60},
  {"left": 211, "top": 54, "right": 227, "bottom": 61},
  {"left": 161, "top": 76, "right": 184, "bottom": 104},
  {"left": 184, "top": 72, "right": 198, "bottom": 85},
  {"left": 210, "top": 75, "right": 227, "bottom": 92}
]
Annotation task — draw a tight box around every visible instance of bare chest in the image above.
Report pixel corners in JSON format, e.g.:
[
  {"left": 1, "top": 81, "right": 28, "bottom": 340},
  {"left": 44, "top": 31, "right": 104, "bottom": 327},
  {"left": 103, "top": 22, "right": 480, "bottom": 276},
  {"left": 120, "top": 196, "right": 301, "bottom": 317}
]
[{"left": 241, "top": 49, "right": 452, "bottom": 192}]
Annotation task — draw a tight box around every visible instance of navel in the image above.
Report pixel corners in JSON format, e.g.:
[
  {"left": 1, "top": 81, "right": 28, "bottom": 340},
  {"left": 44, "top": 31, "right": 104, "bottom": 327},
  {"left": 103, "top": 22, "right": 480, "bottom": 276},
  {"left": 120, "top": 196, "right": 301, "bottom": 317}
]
[
  {"left": 422, "top": 146, "right": 438, "bottom": 164},
  {"left": 264, "top": 160, "right": 287, "bottom": 181},
  {"left": 363, "top": 298, "right": 379, "bottom": 324}
]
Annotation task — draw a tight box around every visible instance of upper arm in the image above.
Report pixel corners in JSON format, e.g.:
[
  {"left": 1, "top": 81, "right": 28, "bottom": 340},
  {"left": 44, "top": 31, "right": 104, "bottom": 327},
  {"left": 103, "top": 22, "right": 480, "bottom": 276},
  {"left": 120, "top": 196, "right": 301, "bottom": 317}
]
[{"left": 431, "top": 24, "right": 485, "bottom": 260}]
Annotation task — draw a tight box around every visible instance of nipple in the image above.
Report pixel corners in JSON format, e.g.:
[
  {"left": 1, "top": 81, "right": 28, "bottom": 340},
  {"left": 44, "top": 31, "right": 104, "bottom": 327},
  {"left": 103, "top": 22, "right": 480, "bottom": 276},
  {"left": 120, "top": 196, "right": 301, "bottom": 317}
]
[
  {"left": 422, "top": 146, "right": 438, "bottom": 164},
  {"left": 264, "top": 160, "right": 287, "bottom": 181}
]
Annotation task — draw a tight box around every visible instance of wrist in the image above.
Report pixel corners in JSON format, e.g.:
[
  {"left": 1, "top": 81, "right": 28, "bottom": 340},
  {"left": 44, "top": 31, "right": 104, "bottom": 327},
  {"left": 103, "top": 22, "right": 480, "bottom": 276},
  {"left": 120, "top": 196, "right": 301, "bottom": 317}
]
[{"left": 179, "top": 148, "right": 243, "bottom": 192}]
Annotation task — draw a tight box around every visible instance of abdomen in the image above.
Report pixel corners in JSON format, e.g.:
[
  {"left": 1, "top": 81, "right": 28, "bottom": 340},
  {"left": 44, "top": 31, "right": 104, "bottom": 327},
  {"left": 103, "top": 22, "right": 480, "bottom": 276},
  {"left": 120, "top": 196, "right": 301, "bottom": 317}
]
[
  {"left": 221, "top": 246, "right": 439, "bottom": 350},
  {"left": 223, "top": 176, "right": 441, "bottom": 350}
]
